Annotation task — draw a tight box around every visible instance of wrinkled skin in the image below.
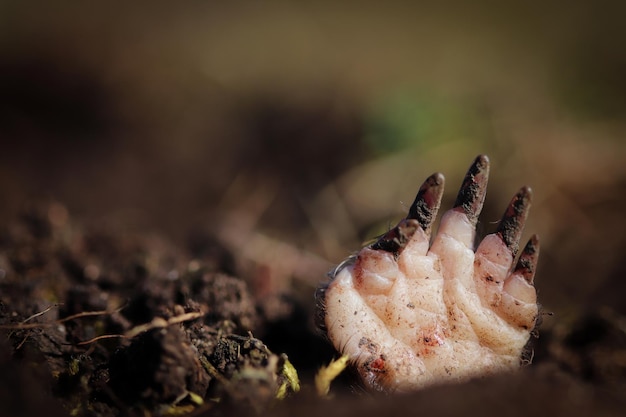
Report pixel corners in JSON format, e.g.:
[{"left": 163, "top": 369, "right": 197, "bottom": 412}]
[{"left": 317, "top": 155, "right": 539, "bottom": 392}]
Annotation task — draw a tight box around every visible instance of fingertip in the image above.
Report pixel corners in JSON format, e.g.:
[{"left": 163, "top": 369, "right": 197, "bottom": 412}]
[
  {"left": 453, "top": 155, "right": 490, "bottom": 226},
  {"left": 514, "top": 234, "right": 540, "bottom": 284},
  {"left": 371, "top": 219, "right": 420, "bottom": 255},
  {"left": 407, "top": 172, "right": 445, "bottom": 234},
  {"left": 496, "top": 187, "right": 533, "bottom": 256}
]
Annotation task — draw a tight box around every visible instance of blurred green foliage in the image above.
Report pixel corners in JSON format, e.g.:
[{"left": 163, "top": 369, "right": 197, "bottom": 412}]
[{"left": 364, "top": 90, "right": 490, "bottom": 154}]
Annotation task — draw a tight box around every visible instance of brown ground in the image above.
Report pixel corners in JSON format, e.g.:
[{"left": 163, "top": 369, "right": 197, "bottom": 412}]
[{"left": 2, "top": 3, "right": 626, "bottom": 416}]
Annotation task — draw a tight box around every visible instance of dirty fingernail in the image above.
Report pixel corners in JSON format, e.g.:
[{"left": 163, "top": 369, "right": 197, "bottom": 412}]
[
  {"left": 497, "top": 186, "right": 533, "bottom": 256},
  {"left": 513, "top": 234, "right": 540, "bottom": 284},
  {"left": 453, "top": 155, "right": 490, "bottom": 226},
  {"left": 407, "top": 172, "right": 445, "bottom": 235}
]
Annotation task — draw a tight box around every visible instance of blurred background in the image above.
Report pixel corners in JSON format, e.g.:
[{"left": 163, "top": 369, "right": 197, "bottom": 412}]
[{"left": 1, "top": 1, "right": 626, "bottom": 342}]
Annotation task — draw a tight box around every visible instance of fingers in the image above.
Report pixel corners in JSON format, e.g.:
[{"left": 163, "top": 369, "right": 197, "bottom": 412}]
[
  {"left": 496, "top": 187, "right": 533, "bottom": 256},
  {"left": 433, "top": 155, "right": 490, "bottom": 250},
  {"left": 473, "top": 234, "right": 539, "bottom": 332},
  {"left": 371, "top": 219, "right": 420, "bottom": 254},
  {"left": 407, "top": 172, "right": 445, "bottom": 235},
  {"left": 499, "top": 235, "right": 540, "bottom": 326},
  {"left": 371, "top": 172, "right": 445, "bottom": 256},
  {"left": 473, "top": 187, "right": 534, "bottom": 283},
  {"left": 512, "top": 234, "right": 540, "bottom": 284},
  {"left": 453, "top": 155, "right": 490, "bottom": 227},
  {"left": 372, "top": 156, "right": 534, "bottom": 275},
  {"left": 473, "top": 193, "right": 538, "bottom": 325}
]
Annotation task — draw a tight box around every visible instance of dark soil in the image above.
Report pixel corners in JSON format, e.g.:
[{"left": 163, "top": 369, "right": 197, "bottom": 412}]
[
  {"left": 0, "top": 203, "right": 311, "bottom": 416},
  {"left": 1, "top": 201, "right": 626, "bottom": 417}
]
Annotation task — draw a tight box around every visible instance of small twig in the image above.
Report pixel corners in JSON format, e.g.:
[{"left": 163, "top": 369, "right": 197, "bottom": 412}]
[
  {"left": 22, "top": 303, "right": 62, "bottom": 323},
  {"left": 15, "top": 335, "right": 30, "bottom": 350},
  {"left": 124, "top": 312, "right": 204, "bottom": 338},
  {"left": 75, "top": 311, "right": 205, "bottom": 345},
  {"left": 58, "top": 306, "right": 125, "bottom": 324},
  {"left": 0, "top": 305, "right": 126, "bottom": 330},
  {"left": 5, "top": 307, "right": 204, "bottom": 347},
  {"left": 76, "top": 334, "right": 127, "bottom": 346}
]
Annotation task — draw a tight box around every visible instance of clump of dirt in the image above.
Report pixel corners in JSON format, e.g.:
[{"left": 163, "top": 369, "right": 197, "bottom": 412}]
[{"left": 0, "top": 201, "right": 300, "bottom": 416}]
